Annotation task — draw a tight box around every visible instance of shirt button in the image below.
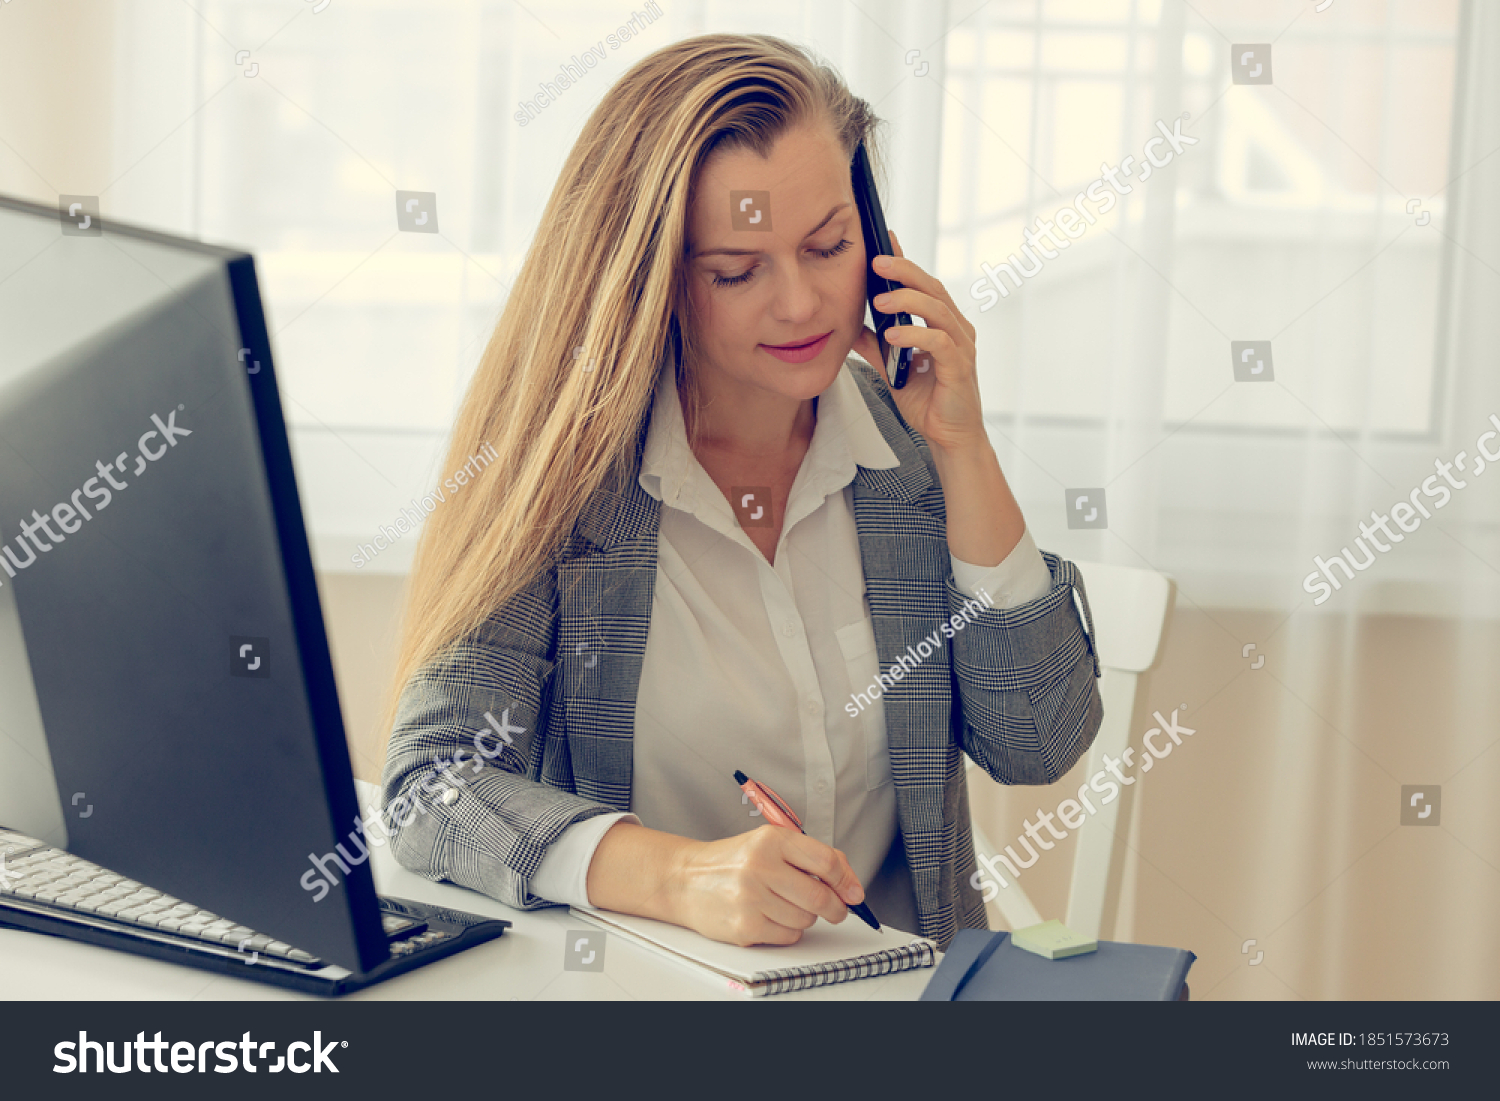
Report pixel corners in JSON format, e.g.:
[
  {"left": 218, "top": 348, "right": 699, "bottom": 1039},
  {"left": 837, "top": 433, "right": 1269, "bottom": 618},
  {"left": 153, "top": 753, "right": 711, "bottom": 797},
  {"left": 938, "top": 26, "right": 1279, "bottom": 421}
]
[
  {"left": 782, "top": 623, "right": 795, "bottom": 637},
  {"left": 806, "top": 700, "right": 819, "bottom": 715},
  {"left": 815, "top": 779, "right": 828, "bottom": 793},
  {"left": 438, "top": 787, "right": 460, "bottom": 806}
]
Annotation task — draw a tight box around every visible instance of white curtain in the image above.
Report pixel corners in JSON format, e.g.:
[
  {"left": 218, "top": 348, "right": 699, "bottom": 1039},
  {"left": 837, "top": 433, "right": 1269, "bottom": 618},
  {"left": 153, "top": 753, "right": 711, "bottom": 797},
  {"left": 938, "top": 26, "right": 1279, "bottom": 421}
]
[
  {"left": 44, "top": 0, "right": 957, "bottom": 573},
  {"left": 4, "top": 2, "right": 1482, "bottom": 590}
]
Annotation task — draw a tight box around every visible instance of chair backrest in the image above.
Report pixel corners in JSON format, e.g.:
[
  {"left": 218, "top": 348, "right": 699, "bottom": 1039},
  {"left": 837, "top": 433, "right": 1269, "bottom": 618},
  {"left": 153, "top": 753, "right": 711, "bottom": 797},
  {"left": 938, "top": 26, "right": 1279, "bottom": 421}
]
[
  {"left": 967, "top": 558, "right": 1175, "bottom": 940},
  {"left": 1069, "top": 559, "right": 1175, "bottom": 673}
]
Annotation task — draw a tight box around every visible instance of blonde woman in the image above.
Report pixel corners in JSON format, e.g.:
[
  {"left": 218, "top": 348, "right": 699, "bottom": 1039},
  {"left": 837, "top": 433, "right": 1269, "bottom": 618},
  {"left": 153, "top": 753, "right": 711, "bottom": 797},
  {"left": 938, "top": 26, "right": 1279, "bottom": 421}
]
[{"left": 379, "top": 33, "right": 1103, "bottom": 952}]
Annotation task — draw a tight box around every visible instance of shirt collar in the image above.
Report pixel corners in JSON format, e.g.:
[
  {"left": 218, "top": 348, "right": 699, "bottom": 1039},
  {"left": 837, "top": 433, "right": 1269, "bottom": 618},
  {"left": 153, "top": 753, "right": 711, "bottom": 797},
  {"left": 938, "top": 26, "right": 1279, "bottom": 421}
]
[{"left": 638, "top": 348, "right": 900, "bottom": 513}]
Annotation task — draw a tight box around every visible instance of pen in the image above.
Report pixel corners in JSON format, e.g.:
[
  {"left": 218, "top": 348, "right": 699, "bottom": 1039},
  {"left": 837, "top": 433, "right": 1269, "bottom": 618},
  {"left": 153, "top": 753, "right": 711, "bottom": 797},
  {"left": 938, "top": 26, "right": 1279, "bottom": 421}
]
[{"left": 732, "top": 769, "right": 882, "bottom": 933}]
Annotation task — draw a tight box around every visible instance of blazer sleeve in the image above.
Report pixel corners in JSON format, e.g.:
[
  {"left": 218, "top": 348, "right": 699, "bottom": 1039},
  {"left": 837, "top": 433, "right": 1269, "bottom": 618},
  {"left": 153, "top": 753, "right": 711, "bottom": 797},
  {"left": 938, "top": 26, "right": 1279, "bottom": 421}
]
[
  {"left": 379, "top": 563, "right": 623, "bottom": 911},
  {"left": 946, "top": 550, "right": 1104, "bottom": 785}
]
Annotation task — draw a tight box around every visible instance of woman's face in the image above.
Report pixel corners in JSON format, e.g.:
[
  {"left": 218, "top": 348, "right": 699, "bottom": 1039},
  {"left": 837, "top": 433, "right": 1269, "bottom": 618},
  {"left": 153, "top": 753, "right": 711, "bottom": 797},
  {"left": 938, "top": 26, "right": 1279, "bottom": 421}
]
[{"left": 684, "top": 118, "right": 868, "bottom": 409}]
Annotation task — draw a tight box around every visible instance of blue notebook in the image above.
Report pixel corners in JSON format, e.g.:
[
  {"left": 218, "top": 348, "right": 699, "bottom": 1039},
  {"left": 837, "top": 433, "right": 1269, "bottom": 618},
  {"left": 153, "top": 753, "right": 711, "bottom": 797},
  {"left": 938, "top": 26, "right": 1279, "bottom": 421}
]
[{"left": 921, "top": 930, "right": 1195, "bottom": 1001}]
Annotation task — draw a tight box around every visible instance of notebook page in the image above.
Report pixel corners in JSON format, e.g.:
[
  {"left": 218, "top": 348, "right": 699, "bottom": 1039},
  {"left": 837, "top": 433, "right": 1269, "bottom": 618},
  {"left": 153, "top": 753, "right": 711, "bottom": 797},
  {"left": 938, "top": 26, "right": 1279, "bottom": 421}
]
[{"left": 569, "top": 905, "right": 933, "bottom": 983}]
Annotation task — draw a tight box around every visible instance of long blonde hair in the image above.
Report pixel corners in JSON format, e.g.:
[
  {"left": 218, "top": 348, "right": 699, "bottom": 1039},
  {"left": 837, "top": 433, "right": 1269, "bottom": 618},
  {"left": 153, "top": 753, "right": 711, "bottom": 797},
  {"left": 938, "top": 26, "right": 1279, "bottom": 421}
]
[{"left": 378, "top": 33, "right": 881, "bottom": 753}]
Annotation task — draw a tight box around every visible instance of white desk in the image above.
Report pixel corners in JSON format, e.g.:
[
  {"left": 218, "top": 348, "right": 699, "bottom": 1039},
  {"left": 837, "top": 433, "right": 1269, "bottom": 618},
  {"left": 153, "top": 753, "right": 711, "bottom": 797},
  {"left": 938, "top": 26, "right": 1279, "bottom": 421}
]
[{"left": 0, "top": 782, "right": 940, "bottom": 1001}]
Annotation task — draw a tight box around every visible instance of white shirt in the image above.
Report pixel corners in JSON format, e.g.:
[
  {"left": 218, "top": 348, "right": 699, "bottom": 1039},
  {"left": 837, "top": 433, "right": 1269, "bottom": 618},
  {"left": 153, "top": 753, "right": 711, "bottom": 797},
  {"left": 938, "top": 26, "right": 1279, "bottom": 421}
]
[{"left": 528, "top": 354, "right": 1052, "bottom": 927}]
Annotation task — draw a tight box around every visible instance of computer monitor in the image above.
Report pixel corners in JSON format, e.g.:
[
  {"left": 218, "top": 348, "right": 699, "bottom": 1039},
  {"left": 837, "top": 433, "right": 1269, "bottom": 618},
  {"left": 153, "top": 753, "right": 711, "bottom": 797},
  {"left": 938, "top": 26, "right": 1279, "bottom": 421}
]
[{"left": 0, "top": 192, "right": 390, "bottom": 974}]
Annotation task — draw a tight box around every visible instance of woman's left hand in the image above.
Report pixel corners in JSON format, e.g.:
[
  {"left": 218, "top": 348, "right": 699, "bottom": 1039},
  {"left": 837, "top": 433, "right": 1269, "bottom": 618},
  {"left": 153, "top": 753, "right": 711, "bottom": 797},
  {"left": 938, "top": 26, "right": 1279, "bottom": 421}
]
[{"left": 851, "top": 230, "right": 985, "bottom": 456}]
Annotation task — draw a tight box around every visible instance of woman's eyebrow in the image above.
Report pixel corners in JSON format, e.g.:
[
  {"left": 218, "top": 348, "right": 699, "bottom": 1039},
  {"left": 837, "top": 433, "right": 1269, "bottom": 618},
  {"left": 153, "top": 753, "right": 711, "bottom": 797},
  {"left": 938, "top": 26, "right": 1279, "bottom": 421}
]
[{"left": 693, "top": 202, "right": 852, "bottom": 258}]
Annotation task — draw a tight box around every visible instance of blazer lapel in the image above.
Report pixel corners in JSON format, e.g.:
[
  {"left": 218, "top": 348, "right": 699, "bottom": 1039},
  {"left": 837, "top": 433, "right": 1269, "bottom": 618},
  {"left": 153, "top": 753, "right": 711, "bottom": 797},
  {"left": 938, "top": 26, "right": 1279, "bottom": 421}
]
[
  {"left": 844, "top": 366, "right": 960, "bottom": 934},
  {"left": 555, "top": 413, "right": 659, "bottom": 812}
]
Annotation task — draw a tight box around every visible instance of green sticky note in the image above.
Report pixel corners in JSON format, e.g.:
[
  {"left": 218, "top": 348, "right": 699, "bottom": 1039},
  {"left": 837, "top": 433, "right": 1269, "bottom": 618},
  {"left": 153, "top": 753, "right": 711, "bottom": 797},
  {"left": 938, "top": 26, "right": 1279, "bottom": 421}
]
[{"left": 1010, "top": 919, "right": 1098, "bottom": 960}]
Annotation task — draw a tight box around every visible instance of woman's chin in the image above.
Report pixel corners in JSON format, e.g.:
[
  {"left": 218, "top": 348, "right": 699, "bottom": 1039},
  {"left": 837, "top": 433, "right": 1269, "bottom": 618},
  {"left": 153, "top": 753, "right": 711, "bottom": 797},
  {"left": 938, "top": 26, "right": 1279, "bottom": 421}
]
[{"left": 779, "top": 353, "right": 846, "bottom": 397}]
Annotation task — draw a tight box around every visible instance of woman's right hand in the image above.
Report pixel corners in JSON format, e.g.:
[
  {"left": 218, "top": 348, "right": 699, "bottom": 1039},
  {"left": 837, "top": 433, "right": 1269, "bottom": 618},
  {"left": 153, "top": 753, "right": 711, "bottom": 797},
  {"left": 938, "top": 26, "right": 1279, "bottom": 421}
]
[
  {"left": 584, "top": 821, "right": 868, "bottom": 946},
  {"left": 664, "top": 825, "right": 866, "bottom": 947}
]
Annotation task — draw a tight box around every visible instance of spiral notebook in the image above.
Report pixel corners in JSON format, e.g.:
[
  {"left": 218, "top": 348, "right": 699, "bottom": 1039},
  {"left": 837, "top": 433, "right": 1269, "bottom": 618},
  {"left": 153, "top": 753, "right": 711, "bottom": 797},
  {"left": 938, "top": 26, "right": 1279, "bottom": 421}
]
[{"left": 568, "top": 906, "right": 938, "bottom": 997}]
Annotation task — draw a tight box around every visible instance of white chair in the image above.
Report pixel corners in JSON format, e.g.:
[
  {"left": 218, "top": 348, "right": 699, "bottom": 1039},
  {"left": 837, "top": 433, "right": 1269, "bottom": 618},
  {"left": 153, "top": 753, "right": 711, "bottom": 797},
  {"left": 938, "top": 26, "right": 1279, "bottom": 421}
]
[{"left": 966, "top": 559, "right": 1176, "bottom": 941}]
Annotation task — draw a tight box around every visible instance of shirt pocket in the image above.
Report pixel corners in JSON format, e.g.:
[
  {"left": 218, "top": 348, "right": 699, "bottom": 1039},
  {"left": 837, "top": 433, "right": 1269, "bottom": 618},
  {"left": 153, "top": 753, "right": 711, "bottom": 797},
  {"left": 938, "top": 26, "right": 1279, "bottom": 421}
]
[{"left": 835, "top": 617, "right": 892, "bottom": 791}]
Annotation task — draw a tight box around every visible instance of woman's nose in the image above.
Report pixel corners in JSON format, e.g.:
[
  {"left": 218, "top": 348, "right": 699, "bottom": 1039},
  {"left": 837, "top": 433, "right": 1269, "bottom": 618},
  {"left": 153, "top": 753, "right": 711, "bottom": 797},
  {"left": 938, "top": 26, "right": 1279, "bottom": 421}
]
[{"left": 767, "top": 264, "right": 821, "bottom": 324}]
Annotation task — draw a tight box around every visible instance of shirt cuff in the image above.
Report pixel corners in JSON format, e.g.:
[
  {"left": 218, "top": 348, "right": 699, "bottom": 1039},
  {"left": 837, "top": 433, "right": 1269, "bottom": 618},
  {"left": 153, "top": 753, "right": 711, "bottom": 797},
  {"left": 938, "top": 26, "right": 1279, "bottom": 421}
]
[
  {"left": 527, "top": 811, "right": 640, "bottom": 907},
  {"left": 950, "top": 526, "right": 1053, "bottom": 609}
]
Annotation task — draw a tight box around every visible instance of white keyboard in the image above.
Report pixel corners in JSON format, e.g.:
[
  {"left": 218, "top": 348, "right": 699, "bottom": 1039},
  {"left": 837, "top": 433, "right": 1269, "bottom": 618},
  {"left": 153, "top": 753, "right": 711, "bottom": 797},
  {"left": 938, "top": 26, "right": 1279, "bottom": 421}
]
[{"left": 0, "top": 828, "right": 331, "bottom": 965}]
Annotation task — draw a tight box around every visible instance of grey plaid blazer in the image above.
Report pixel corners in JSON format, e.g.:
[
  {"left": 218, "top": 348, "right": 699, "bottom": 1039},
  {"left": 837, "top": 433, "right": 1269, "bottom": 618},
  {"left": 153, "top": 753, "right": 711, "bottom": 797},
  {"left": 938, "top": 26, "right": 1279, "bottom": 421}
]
[{"left": 381, "top": 359, "right": 1104, "bottom": 951}]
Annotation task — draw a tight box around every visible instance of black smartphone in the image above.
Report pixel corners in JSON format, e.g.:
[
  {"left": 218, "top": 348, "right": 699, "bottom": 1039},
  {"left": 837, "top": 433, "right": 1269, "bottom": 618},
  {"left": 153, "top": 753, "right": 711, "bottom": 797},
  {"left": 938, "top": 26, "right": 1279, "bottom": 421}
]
[{"left": 852, "top": 141, "right": 914, "bottom": 389}]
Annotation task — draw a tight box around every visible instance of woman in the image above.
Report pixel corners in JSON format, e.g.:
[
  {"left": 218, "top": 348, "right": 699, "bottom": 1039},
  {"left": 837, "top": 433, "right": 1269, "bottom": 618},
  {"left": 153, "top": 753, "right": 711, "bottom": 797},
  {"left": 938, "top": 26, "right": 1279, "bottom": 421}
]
[{"left": 378, "top": 33, "right": 1103, "bottom": 952}]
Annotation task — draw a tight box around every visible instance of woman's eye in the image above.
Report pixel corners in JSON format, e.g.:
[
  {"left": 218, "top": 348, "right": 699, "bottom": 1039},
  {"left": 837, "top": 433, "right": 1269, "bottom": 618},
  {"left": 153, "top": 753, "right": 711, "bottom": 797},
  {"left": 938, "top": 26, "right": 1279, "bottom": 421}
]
[{"left": 709, "top": 239, "right": 851, "bottom": 287}]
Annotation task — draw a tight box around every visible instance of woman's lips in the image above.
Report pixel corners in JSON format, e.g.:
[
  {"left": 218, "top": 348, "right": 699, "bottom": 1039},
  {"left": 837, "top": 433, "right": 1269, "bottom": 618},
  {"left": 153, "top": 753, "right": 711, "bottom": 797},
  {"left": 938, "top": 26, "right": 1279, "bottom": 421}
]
[{"left": 759, "top": 331, "right": 832, "bottom": 363}]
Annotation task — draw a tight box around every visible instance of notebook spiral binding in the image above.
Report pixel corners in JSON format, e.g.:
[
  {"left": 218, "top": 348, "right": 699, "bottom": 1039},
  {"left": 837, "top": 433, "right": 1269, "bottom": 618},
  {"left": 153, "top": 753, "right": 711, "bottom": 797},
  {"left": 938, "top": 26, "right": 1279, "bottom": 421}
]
[{"left": 750, "top": 940, "right": 937, "bottom": 996}]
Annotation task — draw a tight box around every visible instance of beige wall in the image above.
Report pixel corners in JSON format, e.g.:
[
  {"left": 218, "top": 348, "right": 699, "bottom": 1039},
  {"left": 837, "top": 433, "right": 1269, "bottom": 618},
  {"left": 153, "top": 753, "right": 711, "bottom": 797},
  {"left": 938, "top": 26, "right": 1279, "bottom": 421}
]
[
  {"left": 321, "top": 571, "right": 1500, "bottom": 1000},
  {"left": 316, "top": 571, "right": 408, "bottom": 787},
  {"left": 0, "top": 1, "right": 114, "bottom": 203},
  {"left": 0, "top": 3, "right": 111, "bottom": 201}
]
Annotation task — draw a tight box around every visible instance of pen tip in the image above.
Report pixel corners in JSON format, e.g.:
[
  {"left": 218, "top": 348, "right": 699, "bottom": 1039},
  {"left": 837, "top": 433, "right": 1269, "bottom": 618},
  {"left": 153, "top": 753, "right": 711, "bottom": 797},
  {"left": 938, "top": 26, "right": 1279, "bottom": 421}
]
[{"left": 733, "top": 770, "right": 748, "bottom": 785}]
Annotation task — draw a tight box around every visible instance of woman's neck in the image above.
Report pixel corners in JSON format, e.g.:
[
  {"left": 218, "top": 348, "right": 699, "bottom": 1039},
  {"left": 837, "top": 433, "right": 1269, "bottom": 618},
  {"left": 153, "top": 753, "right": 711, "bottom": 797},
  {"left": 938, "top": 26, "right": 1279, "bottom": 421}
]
[{"left": 681, "top": 378, "right": 817, "bottom": 462}]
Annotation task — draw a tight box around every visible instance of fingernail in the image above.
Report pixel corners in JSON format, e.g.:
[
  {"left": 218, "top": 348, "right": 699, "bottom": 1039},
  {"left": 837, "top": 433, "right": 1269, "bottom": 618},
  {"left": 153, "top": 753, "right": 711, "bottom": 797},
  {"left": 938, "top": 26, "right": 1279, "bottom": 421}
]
[
  {"left": 873, "top": 293, "right": 890, "bottom": 308},
  {"left": 873, "top": 255, "right": 892, "bottom": 271}
]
